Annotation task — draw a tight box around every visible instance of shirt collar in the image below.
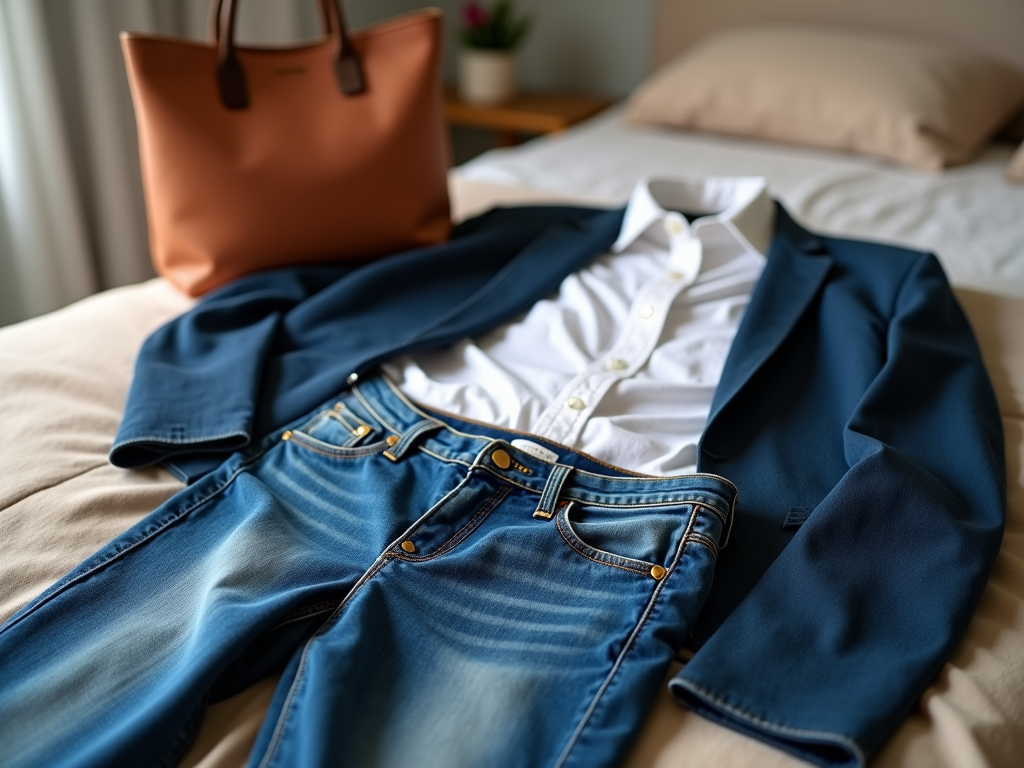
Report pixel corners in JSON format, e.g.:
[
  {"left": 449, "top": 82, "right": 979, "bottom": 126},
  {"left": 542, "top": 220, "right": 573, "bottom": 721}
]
[{"left": 611, "top": 176, "right": 775, "bottom": 257}]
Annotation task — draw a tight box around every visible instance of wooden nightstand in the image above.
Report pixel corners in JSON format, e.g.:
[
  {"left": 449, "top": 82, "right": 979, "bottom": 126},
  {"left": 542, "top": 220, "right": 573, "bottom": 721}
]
[{"left": 444, "top": 87, "right": 613, "bottom": 147}]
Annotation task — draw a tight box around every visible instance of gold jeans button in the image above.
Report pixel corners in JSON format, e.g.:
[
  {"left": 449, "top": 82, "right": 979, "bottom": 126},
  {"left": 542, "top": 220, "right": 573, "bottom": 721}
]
[
  {"left": 650, "top": 565, "right": 667, "bottom": 580},
  {"left": 492, "top": 449, "right": 511, "bottom": 469}
]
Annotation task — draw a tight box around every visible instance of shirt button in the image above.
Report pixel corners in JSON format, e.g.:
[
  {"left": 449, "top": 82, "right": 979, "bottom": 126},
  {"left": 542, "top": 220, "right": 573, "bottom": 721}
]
[
  {"left": 639, "top": 304, "right": 654, "bottom": 319},
  {"left": 606, "top": 358, "right": 628, "bottom": 371},
  {"left": 566, "top": 397, "right": 586, "bottom": 410},
  {"left": 664, "top": 218, "right": 684, "bottom": 236}
]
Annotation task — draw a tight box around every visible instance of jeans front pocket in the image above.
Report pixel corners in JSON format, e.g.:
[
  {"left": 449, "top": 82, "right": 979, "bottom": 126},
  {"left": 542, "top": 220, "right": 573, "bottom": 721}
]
[{"left": 555, "top": 499, "right": 701, "bottom": 578}]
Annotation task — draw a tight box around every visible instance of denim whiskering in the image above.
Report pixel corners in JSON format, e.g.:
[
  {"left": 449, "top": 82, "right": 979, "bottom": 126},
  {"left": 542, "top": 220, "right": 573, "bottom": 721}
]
[{"left": 0, "top": 375, "right": 736, "bottom": 768}]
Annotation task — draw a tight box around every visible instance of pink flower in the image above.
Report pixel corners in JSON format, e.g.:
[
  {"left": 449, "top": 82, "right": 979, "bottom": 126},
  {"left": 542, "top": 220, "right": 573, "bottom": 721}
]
[{"left": 461, "top": 1, "right": 487, "bottom": 28}]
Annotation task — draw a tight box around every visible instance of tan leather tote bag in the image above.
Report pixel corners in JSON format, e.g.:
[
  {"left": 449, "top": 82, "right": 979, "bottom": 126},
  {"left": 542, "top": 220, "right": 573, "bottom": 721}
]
[{"left": 122, "top": 1, "right": 450, "bottom": 296}]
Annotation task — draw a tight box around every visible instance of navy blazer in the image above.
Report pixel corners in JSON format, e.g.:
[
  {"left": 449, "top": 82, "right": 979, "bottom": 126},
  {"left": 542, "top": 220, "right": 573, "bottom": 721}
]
[{"left": 112, "top": 204, "right": 1005, "bottom": 768}]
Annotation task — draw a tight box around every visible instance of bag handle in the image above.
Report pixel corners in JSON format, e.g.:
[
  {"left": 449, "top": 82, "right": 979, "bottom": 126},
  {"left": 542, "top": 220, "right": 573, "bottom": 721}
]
[
  {"left": 210, "top": 0, "right": 366, "bottom": 110},
  {"left": 208, "top": 0, "right": 338, "bottom": 40}
]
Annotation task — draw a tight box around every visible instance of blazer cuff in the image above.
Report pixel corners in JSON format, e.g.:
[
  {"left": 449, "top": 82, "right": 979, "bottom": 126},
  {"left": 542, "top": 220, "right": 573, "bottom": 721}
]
[
  {"left": 109, "top": 427, "right": 250, "bottom": 470},
  {"left": 670, "top": 674, "right": 865, "bottom": 768}
]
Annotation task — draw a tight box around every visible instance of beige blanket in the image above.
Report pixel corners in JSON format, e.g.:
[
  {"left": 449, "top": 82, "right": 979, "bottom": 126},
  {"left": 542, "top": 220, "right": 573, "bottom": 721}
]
[{"left": 1, "top": 179, "right": 1022, "bottom": 767}]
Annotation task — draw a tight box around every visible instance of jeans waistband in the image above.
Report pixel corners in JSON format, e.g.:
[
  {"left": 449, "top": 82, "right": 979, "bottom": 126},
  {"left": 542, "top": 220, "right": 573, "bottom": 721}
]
[{"left": 348, "top": 375, "right": 738, "bottom": 546}]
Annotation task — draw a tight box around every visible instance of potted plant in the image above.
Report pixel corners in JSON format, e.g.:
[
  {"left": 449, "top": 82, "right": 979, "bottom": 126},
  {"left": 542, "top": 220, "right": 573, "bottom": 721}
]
[{"left": 458, "top": 1, "right": 531, "bottom": 105}]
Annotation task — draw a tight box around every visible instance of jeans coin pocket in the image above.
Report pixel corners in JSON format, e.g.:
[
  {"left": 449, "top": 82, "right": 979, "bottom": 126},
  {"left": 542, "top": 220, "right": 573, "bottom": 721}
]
[{"left": 287, "top": 399, "right": 385, "bottom": 456}]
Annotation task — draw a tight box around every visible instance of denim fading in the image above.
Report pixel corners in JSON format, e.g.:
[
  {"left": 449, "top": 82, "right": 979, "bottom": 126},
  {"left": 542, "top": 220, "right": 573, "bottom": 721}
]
[{"left": 0, "top": 375, "right": 736, "bottom": 768}]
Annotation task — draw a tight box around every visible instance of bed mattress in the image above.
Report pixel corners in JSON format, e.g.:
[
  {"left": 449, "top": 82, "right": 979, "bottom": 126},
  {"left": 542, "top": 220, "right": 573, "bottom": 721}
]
[
  {"left": 456, "top": 107, "right": 1024, "bottom": 299},
  {"left": 2, "top": 180, "right": 1024, "bottom": 768}
]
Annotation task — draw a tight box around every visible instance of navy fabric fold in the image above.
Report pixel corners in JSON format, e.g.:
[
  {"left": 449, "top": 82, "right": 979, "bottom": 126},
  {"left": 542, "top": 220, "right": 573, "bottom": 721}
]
[
  {"left": 112, "top": 205, "right": 623, "bottom": 477},
  {"left": 108, "top": 201, "right": 1005, "bottom": 768}
]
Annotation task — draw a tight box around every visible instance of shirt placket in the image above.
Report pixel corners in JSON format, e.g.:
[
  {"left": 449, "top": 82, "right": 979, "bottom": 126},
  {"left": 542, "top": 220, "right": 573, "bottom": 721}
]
[{"left": 531, "top": 215, "right": 704, "bottom": 447}]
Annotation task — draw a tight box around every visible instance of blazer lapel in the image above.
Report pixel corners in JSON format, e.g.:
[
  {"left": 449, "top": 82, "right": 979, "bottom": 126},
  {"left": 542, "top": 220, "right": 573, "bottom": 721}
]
[{"left": 704, "top": 204, "right": 833, "bottom": 437}]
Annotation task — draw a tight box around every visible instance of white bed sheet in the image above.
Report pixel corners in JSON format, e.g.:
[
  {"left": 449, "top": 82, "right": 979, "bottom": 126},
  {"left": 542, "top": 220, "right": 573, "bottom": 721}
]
[{"left": 456, "top": 107, "right": 1024, "bottom": 299}]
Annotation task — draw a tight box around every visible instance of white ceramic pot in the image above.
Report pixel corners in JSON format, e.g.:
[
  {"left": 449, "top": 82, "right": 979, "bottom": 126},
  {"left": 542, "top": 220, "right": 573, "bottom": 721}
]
[{"left": 458, "top": 49, "right": 518, "bottom": 106}]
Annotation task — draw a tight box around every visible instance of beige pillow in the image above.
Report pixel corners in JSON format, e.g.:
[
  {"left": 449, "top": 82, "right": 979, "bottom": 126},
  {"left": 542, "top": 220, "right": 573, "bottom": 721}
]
[{"left": 626, "top": 25, "right": 1024, "bottom": 171}]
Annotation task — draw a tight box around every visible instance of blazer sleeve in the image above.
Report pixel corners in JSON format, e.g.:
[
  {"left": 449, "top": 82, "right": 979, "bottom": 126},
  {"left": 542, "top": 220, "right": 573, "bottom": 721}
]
[
  {"left": 110, "top": 206, "right": 625, "bottom": 482},
  {"left": 109, "top": 267, "right": 348, "bottom": 478},
  {"left": 671, "top": 253, "right": 1006, "bottom": 767}
]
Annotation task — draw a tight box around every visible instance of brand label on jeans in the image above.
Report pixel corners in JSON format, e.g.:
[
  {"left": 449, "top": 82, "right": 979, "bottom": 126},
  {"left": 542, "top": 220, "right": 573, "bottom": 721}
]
[{"left": 511, "top": 439, "right": 560, "bottom": 464}]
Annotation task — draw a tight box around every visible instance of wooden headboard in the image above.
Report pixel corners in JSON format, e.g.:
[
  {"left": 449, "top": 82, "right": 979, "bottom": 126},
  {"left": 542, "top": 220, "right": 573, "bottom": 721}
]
[{"left": 653, "top": 0, "right": 1024, "bottom": 73}]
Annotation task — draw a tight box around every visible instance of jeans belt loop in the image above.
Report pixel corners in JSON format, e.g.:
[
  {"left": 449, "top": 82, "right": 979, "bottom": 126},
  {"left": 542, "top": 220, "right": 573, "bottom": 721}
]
[
  {"left": 383, "top": 418, "right": 443, "bottom": 462},
  {"left": 533, "top": 463, "right": 574, "bottom": 520},
  {"left": 719, "top": 496, "right": 737, "bottom": 549}
]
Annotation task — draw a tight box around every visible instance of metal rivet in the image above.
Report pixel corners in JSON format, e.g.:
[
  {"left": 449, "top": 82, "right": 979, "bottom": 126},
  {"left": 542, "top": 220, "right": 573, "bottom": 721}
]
[
  {"left": 346, "top": 372, "right": 359, "bottom": 385},
  {"left": 492, "top": 449, "right": 511, "bottom": 469},
  {"left": 401, "top": 541, "right": 416, "bottom": 553},
  {"left": 386, "top": 435, "right": 399, "bottom": 446},
  {"left": 650, "top": 565, "right": 667, "bottom": 580},
  {"left": 355, "top": 425, "right": 371, "bottom": 437},
  {"left": 606, "top": 358, "right": 628, "bottom": 371},
  {"left": 566, "top": 397, "right": 586, "bottom": 410},
  {"left": 639, "top": 304, "right": 654, "bottom": 319},
  {"left": 281, "top": 430, "right": 292, "bottom": 441}
]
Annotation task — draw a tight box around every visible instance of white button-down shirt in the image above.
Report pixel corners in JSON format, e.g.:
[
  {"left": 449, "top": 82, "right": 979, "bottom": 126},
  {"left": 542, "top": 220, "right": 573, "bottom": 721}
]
[{"left": 382, "top": 176, "right": 774, "bottom": 475}]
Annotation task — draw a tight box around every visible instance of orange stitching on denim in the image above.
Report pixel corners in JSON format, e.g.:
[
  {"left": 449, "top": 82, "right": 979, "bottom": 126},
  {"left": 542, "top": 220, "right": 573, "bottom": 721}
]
[
  {"left": 351, "top": 385, "right": 402, "bottom": 435},
  {"left": 257, "top": 554, "right": 395, "bottom": 768},
  {"left": 417, "top": 446, "right": 474, "bottom": 469},
  {"left": 396, "top": 485, "right": 511, "bottom": 562},
  {"left": 554, "top": 513, "right": 652, "bottom": 577},
  {"left": 554, "top": 494, "right": 700, "bottom": 767},
  {"left": 287, "top": 431, "right": 386, "bottom": 459},
  {"left": 686, "top": 533, "right": 719, "bottom": 560},
  {"left": 272, "top": 600, "right": 341, "bottom": 628},
  {"left": 401, "top": 401, "right": 654, "bottom": 477}
]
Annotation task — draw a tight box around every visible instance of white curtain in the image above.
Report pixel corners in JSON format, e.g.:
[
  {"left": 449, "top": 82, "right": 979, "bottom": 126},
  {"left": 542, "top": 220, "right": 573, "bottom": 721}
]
[
  {"left": 0, "top": 0, "right": 318, "bottom": 326},
  {"left": 0, "top": 1, "right": 95, "bottom": 325}
]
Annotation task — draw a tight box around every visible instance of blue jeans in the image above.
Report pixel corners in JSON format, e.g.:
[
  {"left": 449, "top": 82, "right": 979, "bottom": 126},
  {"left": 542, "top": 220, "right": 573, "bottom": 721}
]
[{"left": 0, "top": 375, "right": 736, "bottom": 768}]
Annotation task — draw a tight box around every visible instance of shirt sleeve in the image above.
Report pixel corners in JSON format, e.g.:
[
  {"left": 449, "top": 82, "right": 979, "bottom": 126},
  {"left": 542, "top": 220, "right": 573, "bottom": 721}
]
[{"left": 671, "top": 253, "right": 1006, "bottom": 767}]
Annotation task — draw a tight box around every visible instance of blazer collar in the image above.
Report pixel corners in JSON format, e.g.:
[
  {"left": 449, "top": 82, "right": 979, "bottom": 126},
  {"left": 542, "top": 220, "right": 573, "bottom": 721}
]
[{"left": 702, "top": 203, "right": 833, "bottom": 446}]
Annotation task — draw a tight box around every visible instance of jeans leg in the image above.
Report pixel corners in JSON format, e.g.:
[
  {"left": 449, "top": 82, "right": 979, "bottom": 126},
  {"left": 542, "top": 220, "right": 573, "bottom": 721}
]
[
  {"left": 250, "top": 443, "right": 726, "bottom": 768},
  {"left": 0, "top": 396, "right": 469, "bottom": 768}
]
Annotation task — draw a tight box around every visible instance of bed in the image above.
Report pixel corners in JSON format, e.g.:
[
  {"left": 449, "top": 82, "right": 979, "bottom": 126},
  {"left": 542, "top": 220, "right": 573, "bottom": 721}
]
[{"left": 2, "top": 1, "right": 1024, "bottom": 766}]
